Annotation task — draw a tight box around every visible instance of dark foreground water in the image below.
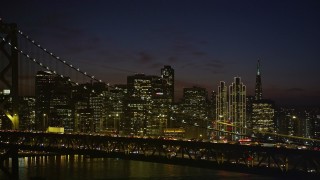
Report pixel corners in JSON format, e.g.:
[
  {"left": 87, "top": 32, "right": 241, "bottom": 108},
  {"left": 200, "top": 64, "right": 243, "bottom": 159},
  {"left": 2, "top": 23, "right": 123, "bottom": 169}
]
[{"left": 1, "top": 155, "right": 276, "bottom": 179}]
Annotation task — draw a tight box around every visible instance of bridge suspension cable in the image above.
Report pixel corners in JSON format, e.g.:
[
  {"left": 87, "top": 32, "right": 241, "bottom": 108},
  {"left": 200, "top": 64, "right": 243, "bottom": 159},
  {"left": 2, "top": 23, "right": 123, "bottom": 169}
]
[
  {"left": 1, "top": 24, "right": 118, "bottom": 87},
  {"left": 0, "top": 25, "right": 114, "bottom": 88},
  {"left": 0, "top": 36, "right": 105, "bottom": 95},
  {"left": 17, "top": 29, "right": 113, "bottom": 88}
]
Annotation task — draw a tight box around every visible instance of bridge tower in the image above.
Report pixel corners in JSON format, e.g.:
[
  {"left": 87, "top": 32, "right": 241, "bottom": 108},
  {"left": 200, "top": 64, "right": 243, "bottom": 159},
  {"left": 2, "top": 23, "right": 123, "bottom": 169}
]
[{"left": 0, "top": 19, "right": 19, "bottom": 129}]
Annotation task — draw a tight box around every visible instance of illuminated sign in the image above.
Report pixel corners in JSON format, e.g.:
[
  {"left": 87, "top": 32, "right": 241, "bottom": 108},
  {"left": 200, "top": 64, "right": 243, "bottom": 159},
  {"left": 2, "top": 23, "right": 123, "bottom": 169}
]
[{"left": 3, "top": 89, "right": 10, "bottom": 95}]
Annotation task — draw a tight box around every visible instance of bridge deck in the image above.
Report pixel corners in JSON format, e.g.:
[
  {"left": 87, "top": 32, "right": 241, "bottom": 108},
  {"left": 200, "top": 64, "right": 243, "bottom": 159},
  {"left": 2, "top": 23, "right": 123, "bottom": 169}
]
[{"left": 0, "top": 131, "right": 320, "bottom": 179}]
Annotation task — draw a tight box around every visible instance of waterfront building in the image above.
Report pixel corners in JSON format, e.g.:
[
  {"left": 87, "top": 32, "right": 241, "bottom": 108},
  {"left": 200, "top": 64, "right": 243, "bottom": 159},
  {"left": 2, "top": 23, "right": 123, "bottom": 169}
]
[
  {"left": 126, "top": 74, "right": 154, "bottom": 136},
  {"left": 49, "top": 76, "right": 73, "bottom": 132},
  {"left": 35, "top": 71, "right": 55, "bottom": 131},
  {"left": 180, "top": 86, "right": 209, "bottom": 139},
  {"left": 35, "top": 71, "right": 73, "bottom": 132},
  {"left": 0, "top": 89, "right": 12, "bottom": 129},
  {"left": 72, "top": 82, "right": 107, "bottom": 133},
  {"left": 105, "top": 84, "right": 126, "bottom": 135},
  {"left": 150, "top": 77, "right": 171, "bottom": 136},
  {"left": 19, "top": 96, "right": 35, "bottom": 131}
]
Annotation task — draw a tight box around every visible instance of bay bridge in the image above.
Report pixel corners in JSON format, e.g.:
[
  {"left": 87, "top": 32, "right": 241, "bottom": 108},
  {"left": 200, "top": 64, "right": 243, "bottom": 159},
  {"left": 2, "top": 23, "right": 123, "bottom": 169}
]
[
  {"left": 1, "top": 131, "right": 320, "bottom": 179},
  {"left": 1, "top": 20, "right": 320, "bottom": 179}
]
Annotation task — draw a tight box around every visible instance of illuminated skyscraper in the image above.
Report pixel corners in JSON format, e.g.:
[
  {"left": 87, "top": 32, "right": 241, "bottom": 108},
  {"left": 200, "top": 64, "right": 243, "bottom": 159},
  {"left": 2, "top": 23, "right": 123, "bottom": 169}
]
[
  {"left": 314, "top": 115, "right": 320, "bottom": 139},
  {"left": 89, "top": 82, "right": 107, "bottom": 132},
  {"left": 35, "top": 71, "right": 55, "bottom": 131},
  {"left": 73, "top": 82, "right": 107, "bottom": 133},
  {"left": 126, "top": 69, "right": 173, "bottom": 137},
  {"left": 216, "top": 81, "right": 228, "bottom": 121},
  {"left": 161, "top": 65, "right": 174, "bottom": 102},
  {"left": 252, "top": 100, "right": 274, "bottom": 132},
  {"left": 19, "top": 97, "right": 35, "bottom": 131},
  {"left": 255, "top": 59, "right": 262, "bottom": 100},
  {"left": 251, "top": 60, "right": 275, "bottom": 133},
  {"left": 105, "top": 84, "right": 126, "bottom": 135},
  {"left": 126, "top": 74, "right": 153, "bottom": 135},
  {"left": 181, "top": 86, "right": 208, "bottom": 138},
  {"left": 229, "top": 77, "right": 246, "bottom": 140},
  {"left": 215, "top": 81, "right": 228, "bottom": 139},
  {"left": 49, "top": 76, "right": 73, "bottom": 131},
  {"left": 150, "top": 77, "right": 171, "bottom": 136}
]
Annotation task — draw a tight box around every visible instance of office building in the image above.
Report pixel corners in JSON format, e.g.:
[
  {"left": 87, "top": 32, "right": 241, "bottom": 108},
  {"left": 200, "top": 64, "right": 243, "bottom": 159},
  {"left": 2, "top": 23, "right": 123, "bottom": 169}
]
[
  {"left": 150, "top": 77, "right": 171, "bottom": 136},
  {"left": 252, "top": 99, "right": 275, "bottom": 132},
  {"left": 105, "top": 84, "right": 126, "bottom": 134},
  {"left": 35, "top": 71, "right": 55, "bottom": 131},
  {"left": 72, "top": 82, "right": 107, "bottom": 133},
  {"left": 251, "top": 60, "right": 275, "bottom": 133},
  {"left": 49, "top": 76, "right": 73, "bottom": 131},
  {"left": 180, "top": 86, "right": 208, "bottom": 139},
  {"left": 126, "top": 74, "right": 153, "bottom": 136},
  {"left": 161, "top": 65, "right": 174, "bottom": 103}
]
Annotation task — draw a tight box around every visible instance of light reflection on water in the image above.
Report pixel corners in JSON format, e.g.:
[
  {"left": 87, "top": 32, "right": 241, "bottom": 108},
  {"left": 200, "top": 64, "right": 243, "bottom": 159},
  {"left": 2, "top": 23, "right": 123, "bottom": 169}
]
[{"left": 0, "top": 155, "right": 275, "bottom": 179}]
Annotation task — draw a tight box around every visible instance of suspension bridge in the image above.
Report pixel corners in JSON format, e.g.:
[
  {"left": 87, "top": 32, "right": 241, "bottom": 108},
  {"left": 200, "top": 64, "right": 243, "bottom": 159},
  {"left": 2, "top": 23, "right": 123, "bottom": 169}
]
[
  {"left": 1, "top": 19, "right": 320, "bottom": 142},
  {"left": 1, "top": 20, "right": 320, "bottom": 178},
  {"left": 0, "top": 19, "right": 109, "bottom": 130}
]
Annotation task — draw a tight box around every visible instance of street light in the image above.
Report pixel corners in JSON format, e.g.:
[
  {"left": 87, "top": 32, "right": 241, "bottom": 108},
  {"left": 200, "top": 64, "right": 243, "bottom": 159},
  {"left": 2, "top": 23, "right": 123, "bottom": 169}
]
[
  {"left": 43, "top": 113, "right": 47, "bottom": 132},
  {"left": 114, "top": 113, "right": 119, "bottom": 133},
  {"left": 75, "top": 113, "right": 80, "bottom": 132}
]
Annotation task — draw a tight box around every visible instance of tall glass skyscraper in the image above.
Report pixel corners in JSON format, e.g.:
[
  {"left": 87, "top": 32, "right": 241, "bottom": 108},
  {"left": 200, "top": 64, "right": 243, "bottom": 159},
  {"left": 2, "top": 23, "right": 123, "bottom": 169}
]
[{"left": 229, "top": 77, "right": 246, "bottom": 140}]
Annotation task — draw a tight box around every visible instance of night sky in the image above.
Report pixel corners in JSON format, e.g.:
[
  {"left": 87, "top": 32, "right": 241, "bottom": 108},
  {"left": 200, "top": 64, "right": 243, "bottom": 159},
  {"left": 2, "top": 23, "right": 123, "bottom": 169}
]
[{"left": 1, "top": 0, "right": 320, "bottom": 106}]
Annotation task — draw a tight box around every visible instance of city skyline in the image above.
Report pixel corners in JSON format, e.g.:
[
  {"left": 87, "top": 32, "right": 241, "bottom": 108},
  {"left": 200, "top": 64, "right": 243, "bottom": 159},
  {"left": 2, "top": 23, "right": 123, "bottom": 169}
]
[{"left": 1, "top": 0, "right": 320, "bottom": 106}]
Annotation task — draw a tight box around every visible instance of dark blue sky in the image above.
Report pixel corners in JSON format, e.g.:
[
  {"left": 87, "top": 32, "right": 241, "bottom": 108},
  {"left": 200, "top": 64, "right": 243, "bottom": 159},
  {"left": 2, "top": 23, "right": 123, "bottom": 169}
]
[{"left": 1, "top": 0, "right": 320, "bottom": 106}]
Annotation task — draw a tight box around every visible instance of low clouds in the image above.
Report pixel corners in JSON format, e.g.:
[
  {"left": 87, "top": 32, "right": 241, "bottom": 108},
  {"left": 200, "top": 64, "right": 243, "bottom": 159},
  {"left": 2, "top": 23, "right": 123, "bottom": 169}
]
[
  {"left": 286, "top": 88, "right": 304, "bottom": 93},
  {"left": 178, "top": 59, "right": 225, "bottom": 75},
  {"left": 192, "top": 51, "right": 207, "bottom": 56},
  {"left": 205, "top": 61, "right": 224, "bottom": 69},
  {"left": 167, "top": 56, "right": 179, "bottom": 63},
  {"left": 137, "top": 51, "right": 153, "bottom": 64},
  {"left": 135, "top": 51, "right": 163, "bottom": 70}
]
